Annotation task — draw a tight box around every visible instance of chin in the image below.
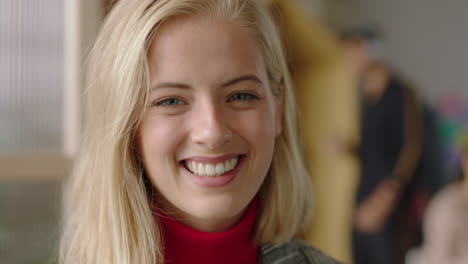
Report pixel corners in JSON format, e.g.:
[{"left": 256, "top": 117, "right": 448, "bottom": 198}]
[
  {"left": 181, "top": 194, "right": 251, "bottom": 230},
  {"left": 194, "top": 195, "right": 244, "bottom": 217}
]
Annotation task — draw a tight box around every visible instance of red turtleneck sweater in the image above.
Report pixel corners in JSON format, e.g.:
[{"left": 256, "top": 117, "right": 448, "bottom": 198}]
[{"left": 156, "top": 199, "right": 259, "bottom": 264}]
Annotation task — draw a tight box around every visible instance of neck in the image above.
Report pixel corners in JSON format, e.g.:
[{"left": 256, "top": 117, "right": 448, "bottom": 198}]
[
  {"left": 156, "top": 198, "right": 259, "bottom": 264},
  {"left": 364, "top": 91, "right": 383, "bottom": 105},
  {"left": 155, "top": 197, "right": 246, "bottom": 232}
]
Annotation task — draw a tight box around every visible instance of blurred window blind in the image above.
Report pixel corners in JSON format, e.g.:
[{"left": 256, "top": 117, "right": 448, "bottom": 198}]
[{"left": 0, "top": 0, "right": 64, "bottom": 153}]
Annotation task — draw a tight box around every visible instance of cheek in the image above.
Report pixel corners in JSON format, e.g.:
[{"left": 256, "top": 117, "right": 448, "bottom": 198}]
[
  {"left": 233, "top": 105, "right": 277, "bottom": 153},
  {"left": 138, "top": 115, "right": 185, "bottom": 165}
]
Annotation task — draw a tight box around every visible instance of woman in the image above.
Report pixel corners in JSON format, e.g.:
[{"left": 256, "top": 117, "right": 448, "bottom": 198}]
[
  {"left": 60, "top": 0, "right": 340, "bottom": 263},
  {"left": 420, "top": 133, "right": 468, "bottom": 264}
]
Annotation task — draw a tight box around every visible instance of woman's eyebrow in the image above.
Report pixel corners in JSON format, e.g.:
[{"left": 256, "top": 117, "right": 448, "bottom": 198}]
[
  {"left": 222, "top": 75, "right": 263, "bottom": 87},
  {"left": 151, "top": 75, "right": 262, "bottom": 91},
  {"left": 151, "top": 82, "right": 191, "bottom": 91}
]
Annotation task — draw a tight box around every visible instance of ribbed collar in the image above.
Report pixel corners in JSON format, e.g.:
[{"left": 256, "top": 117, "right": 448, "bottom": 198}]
[{"left": 155, "top": 199, "right": 259, "bottom": 264}]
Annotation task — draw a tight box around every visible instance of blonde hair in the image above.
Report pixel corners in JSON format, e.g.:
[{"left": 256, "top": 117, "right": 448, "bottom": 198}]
[{"left": 60, "top": 0, "right": 312, "bottom": 263}]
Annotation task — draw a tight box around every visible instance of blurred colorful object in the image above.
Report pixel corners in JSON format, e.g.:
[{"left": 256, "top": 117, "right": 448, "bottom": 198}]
[
  {"left": 458, "top": 132, "right": 468, "bottom": 153},
  {"left": 437, "top": 93, "right": 468, "bottom": 182}
]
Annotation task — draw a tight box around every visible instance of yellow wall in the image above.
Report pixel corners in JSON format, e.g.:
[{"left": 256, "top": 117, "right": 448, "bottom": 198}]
[{"left": 266, "top": 1, "right": 360, "bottom": 262}]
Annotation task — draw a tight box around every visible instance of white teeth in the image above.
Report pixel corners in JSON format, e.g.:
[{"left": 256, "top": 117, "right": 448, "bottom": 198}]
[
  {"left": 215, "top": 163, "right": 225, "bottom": 175},
  {"left": 197, "top": 163, "right": 205, "bottom": 175},
  {"left": 186, "top": 156, "right": 240, "bottom": 177},
  {"left": 205, "top": 164, "right": 215, "bottom": 175},
  {"left": 190, "top": 161, "right": 196, "bottom": 174}
]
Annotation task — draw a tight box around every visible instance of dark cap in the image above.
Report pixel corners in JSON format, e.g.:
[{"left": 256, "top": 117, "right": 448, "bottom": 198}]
[{"left": 340, "top": 26, "right": 381, "bottom": 42}]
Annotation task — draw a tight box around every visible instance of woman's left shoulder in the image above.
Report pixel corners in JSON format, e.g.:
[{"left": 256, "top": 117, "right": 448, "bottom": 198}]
[{"left": 259, "top": 239, "right": 342, "bottom": 264}]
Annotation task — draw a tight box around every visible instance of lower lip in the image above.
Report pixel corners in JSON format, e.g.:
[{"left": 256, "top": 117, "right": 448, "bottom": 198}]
[{"left": 182, "top": 156, "right": 245, "bottom": 188}]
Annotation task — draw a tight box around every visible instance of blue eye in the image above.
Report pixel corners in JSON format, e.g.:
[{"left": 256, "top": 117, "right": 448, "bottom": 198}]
[
  {"left": 154, "top": 98, "right": 184, "bottom": 106},
  {"left": 228, "top": 92, "right": 259, "bottom": 102}
]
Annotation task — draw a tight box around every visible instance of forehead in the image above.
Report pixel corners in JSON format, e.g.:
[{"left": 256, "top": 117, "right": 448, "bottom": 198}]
[{"left": 147, "top": 15, "right": 265, "bottom": 84}]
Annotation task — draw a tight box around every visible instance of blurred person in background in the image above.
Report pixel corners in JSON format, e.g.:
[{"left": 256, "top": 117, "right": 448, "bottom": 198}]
[
  {"left": 59, "top": 0, "right": 341, "bottom": 263},
  {"left": 420, "top": 133, "right": 468, "bottom": 264},
  {"left": 342, "top": 29, "right": 424, "bottom": 264}
]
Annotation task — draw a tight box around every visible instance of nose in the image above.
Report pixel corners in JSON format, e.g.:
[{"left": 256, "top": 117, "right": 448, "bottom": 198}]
[{"left": 190, "top": 101, "right": 232, "bottom": 150}]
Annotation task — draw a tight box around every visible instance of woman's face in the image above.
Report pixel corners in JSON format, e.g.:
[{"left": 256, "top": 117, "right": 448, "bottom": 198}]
[{"left": 137, "top": 15, "right": 282, "bottom": 232}]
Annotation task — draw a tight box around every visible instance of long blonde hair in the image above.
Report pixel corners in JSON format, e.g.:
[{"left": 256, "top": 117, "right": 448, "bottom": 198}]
[{"left": 60, "top": 0, "right": 312, "bottom": 263}]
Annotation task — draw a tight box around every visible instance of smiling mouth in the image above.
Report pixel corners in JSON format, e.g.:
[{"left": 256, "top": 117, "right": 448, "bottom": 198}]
[{"left": 182, "top": 155, "right": 244, "bottom": 177}]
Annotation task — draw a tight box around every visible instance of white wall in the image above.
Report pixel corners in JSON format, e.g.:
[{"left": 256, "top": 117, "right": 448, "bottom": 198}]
[{"left": 348, "top": 0, "right": 468, "bottom": 104}]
